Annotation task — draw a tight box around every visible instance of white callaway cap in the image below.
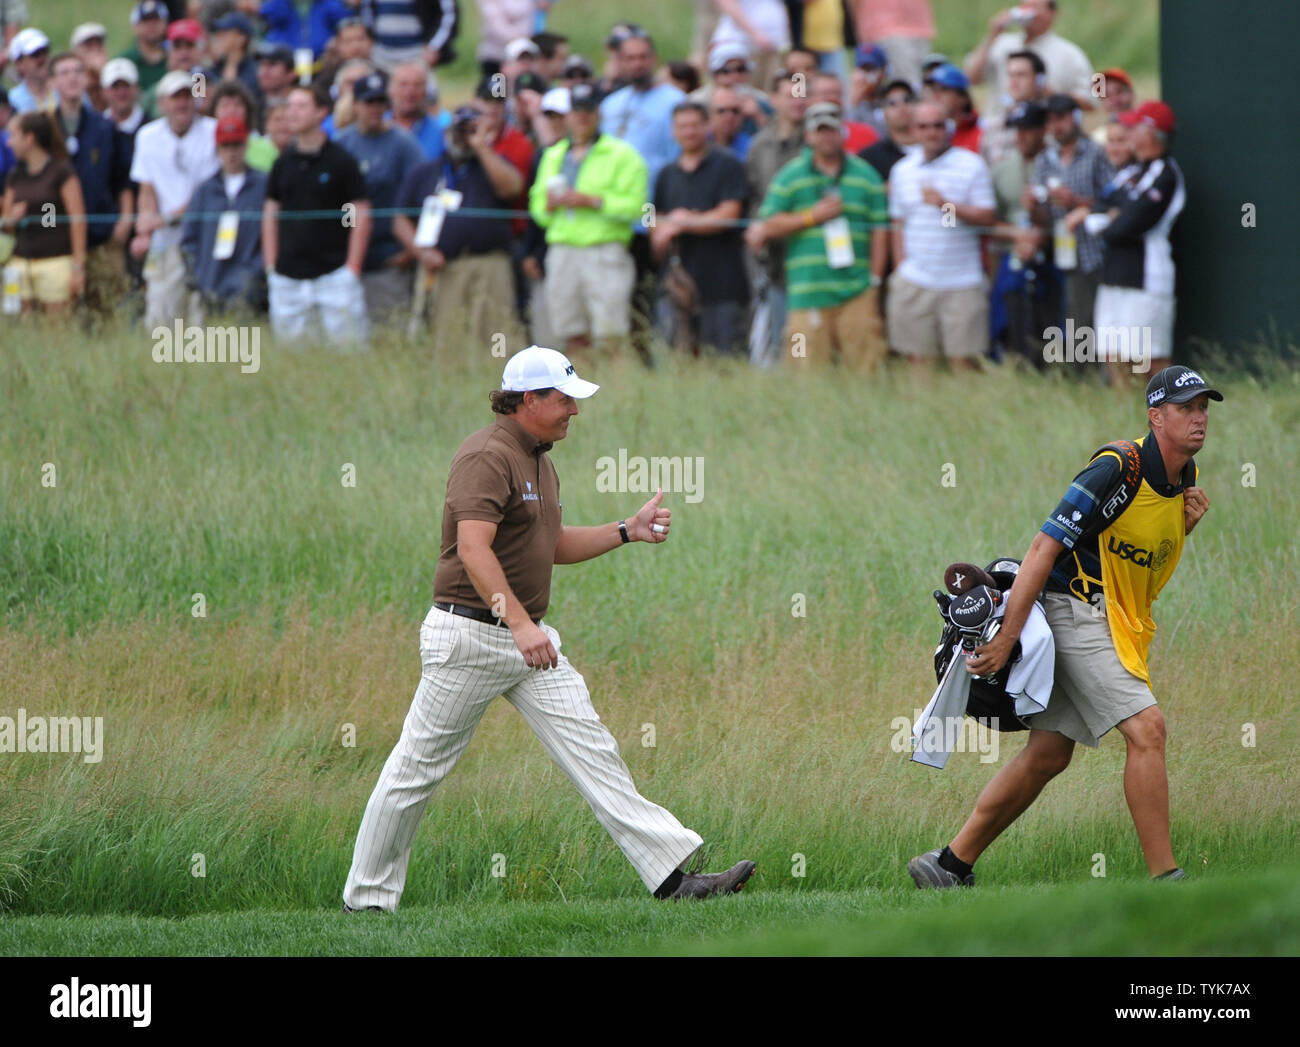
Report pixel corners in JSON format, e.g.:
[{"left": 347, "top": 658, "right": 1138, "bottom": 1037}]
[{"left": 501, "top": 346, "right": 599, "bottom": 399}]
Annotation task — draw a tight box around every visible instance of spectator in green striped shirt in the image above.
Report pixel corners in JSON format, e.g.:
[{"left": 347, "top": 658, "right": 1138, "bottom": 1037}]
[{"left": 746, "top": 102, "right": 888, "bottom": 372}]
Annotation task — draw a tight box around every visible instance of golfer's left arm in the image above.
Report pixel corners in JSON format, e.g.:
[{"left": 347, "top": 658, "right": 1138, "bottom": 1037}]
[{"left": 553, "top": 490, "right": 671, "bottom": 564}]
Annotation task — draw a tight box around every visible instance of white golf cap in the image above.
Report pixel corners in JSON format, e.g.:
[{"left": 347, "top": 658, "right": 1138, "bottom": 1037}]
[
  {"left": 505, "top": 37, "right": 541, "bottom": 62},
  {"left": 540, "top": 87, "right": 570, "bottom": 114},
  {"left": 102, "top": 57, "right": 140, "bottom": 88},
  {"left": 71, "top": 23, "right": 109, "bottom": 48},
  {"left": 158, "top": 69, "right": 194, "bottom": 98},
  {"left": 709, "top": 40, "right": 751, "bottom": 73},
  {"left": 9, "top": 27, "right": 50, "bottom": 61},
  {"left": 501, "top": 346, "right": 599, "bottom": 399}
]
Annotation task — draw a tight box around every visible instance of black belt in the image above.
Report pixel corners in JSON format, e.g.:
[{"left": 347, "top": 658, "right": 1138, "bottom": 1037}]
[{"left": 434, "top": 602, "right": 539, "bottom": 627}]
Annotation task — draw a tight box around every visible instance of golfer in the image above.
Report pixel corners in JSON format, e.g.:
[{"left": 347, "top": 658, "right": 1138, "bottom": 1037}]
[
  {"left": 909, "top": 365, "right": 1221, "bottom": 888},
  {"left": 342, "top": 346, "right": 755, "bottom": 911}
]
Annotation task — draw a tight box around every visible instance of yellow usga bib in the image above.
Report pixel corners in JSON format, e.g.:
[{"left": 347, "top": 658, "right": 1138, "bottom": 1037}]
[{"left": 1096, "top": 456, "right": 1190, "bottom": 683}]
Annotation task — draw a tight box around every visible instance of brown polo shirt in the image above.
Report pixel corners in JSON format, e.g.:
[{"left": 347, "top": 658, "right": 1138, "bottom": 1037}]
[{"left": 433, "top": 413, "right": 562, "bottom": 619}]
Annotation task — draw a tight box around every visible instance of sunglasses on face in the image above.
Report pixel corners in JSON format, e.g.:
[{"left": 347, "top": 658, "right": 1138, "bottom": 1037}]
[{"left": 719, "top": 64, "right": 746, "bottom": 75}]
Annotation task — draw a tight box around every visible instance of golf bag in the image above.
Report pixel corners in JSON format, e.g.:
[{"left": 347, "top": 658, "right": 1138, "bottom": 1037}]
[{"left": 932, "top": 557, "right": 1033, "bottom": 732}]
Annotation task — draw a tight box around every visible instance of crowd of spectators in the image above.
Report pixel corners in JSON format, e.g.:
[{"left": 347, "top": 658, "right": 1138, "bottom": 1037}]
[{"left": 0, "top": 1, "right": 1184, "bottom": 378}]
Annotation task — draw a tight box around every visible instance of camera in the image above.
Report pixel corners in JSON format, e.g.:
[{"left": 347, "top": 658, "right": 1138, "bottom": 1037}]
[{"left": 1007, "top": 6, "right": 1035, "bottom": 29}]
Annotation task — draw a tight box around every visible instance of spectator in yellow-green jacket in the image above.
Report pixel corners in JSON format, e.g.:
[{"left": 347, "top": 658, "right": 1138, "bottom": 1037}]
[{"left": 528, "top": 82, "right": 647, "bottom": 362}]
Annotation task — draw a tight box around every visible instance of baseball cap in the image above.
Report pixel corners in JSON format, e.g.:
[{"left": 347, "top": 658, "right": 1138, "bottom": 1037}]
[
  {"left": 540, "top": 87, "right": 571, "bottom": 115},
  {"left": 854, "top": 43, "right": 888, "bottom": 70},
  {"left": 921, "top": 52, "right": 949, "bottom": 73},
  {"left": 101, "top": 57, "right": 140, "bottom": 88},
  {"left": 131, "top": 0, "right": 169, "bottom": 25},
  {"left": 1120, "top": 100, "right": 1176, "bottom": 134},
  {"left": 215, "top": 115, "right": 248, "bottom": 144},
  {"left": 1100, "top": 67, "right": 1133, "bottom": 90},
  {"left": 1006, "top": 99, "right": 1046, "bottom": 129},
  {"left": 568, "top": 81, "right": 601, "bottom": 110},
  {"left": 514, "top": 71, "right": 549, "bottom": 95},
  {"left": 928, "top": 63, "right": 969, "bottom": 92},
  {"left": 505, "top": 37, "right": 541, "bottom": 63},
  {"left": 353, "top": 71, "right": 388, "bottom": 103},
  {"left": 1144, "top": 366, "right": 1223, "bottom": 408},
  {"left": 158, "top": 69, "right": 194, "bottom": 99},
  {"left": 501, "top": 346, "right": 599, "bottom": 399},
  {"left": 561, "top": 54, "right": 593, "bottom": 78},
  {"left": 804, "top": 101, "right": 842, "bottom": 131},
  {"left": 9, "top": 27, "right": 50, "bottom": 61},
  {"left": 605, "top": 23, "right": 647, "bottom": 50},
  {"left": 213, "top": 12, "right": 255, "bottom": 37},
  {"left": 254, "top": 40, "right": 294, "bottom": 66},
  {"left": 881, "top": 77, "right": 916, "bottom": 98},
  {"left": 167, "top": 19, "right": 204, "bottom": 44},
  {"left": 70, "top": 23, "right": 108, "bottom": 48},
  {"left": 709, "top": 40, "right": 751, "bottom": 73},
  {"left": 1044, "top": 92, "right": 1079, "bottom": 114}
]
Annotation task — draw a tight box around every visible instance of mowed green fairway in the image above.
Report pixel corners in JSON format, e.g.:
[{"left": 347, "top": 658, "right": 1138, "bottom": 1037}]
[{"left": 1, "top": 319, "right": 1297, "bottom": 955}]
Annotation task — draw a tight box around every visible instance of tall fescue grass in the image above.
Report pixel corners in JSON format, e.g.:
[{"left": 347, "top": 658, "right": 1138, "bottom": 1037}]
[{"left": 1, "top": 318, "right": 1296, "bottom": 916}]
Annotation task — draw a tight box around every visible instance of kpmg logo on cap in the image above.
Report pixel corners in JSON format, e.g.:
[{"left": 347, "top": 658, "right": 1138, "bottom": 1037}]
[{"left": 1173, "top": 370, "right": 1205, "bottom": 388}]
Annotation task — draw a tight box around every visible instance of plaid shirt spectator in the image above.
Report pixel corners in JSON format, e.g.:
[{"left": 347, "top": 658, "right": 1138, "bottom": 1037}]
[{"left": 1034, "top": 132, "right": 1110, "bottom": 273}]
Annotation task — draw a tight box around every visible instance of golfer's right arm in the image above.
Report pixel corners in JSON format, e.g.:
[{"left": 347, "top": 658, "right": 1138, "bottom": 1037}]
[
  {"left": 971, "top": 531, "right": 1064, "bottom": 674},
  {"left": 457, "top": 519, "right": 557, "bottom": 668}
]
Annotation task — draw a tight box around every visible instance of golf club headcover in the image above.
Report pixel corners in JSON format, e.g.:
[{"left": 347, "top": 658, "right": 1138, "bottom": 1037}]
[
  {"left": 949, "top": 585, "right": 1001, "bottom": 633},
  {"left": 944, "top": 562, "right": 998, "bottom": 596}
]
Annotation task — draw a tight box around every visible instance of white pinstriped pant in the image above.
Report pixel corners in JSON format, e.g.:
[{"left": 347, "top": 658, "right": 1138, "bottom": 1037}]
[{"left": 342, "top": 606, "right": 704, "bottom": 910}]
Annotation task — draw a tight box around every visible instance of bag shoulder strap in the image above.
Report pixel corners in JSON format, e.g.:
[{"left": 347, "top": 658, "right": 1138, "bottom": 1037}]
[{"left": 1077, "top": 439, "right": 1143, "bottom": 544}]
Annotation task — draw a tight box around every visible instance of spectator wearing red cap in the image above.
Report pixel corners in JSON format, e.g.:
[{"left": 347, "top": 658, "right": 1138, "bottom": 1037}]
[
  {"left": 141, "top": 19, "right": 205, "bottom": 120},
  {"left": 1086, "top": 101, "right": 1183, "bottom": 384},
  {"left": 179, "top": 114, "right": 267, "bottom": 318},
  {"left": 1090, "top": 68, "right": 1135, "bottom": 145}
]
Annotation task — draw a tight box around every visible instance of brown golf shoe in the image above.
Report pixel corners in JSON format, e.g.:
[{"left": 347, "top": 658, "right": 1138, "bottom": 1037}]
[{"left": 668, "top": 860, "right": 756, "bottom": 900}]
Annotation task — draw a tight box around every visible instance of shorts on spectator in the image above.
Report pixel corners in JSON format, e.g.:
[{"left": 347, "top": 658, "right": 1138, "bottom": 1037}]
[
  {"left": 1024, "top": 591, "right": 1156, "bottom": 748},
  {"left": 545, "top": 242, "right": 635, "bottom": 340},
  {"left": 887, "top": 274, "right": 987, "bottom": 359},
  {"left": 143, "top": 243, "right": 193, "bottom": 329},
  {"left": 9, "top": 254, "right": 73, "bottom": 305},
  {"left": 783, "top": 286, "right": 884, "bottom": 371},
  {"left": 429, "top": 250, "right": 521, "bottom": 351},
  {"left": 1094, "top": 284, "right": 1173, "bottom": 368},
  {"left": 270, "top": 265, "right": 369, "bottom": 349}
]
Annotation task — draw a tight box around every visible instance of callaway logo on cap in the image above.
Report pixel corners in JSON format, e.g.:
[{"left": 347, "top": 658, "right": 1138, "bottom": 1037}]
[
  {"left": 501, "top": 346, "right": 599, "bottom": 399},
  {"left": 1144, "top": 365, "right": 1224, "bottom": 407}
]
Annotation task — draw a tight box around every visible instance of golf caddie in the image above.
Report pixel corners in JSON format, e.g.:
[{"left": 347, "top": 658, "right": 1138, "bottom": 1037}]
[{"left": 908, "top": 366, "right": 1221, "bottom": 888}]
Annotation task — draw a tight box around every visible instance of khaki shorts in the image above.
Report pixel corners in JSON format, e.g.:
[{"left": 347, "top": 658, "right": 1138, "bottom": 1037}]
[
  {"left": 783, "top": 286, "right": 885, "bottom": 372},
  {"left": 887, "top": 273, "right": 987, "bottom": 359},
  {"left": 1025, "top": 591, "right": 1156, "bottom": 748},
  {"left": 10, "top": 255, "right": 74, "bottom": 305},
  {"left": 545, "top": 241, "right": 635, "bottom": 340}
]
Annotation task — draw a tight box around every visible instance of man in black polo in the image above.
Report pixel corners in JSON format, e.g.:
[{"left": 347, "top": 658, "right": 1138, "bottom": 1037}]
[
  {"left": 650, "top": 99, "right": 749, "bottom": 356},
  {"left": 858, "top": 79, "right": 917, "bottom": 183},
  {"left": 342, "top": 346, "right": 756, "bottom": 911},
  {"left": 393, "top": 102, "right": 525, "bottom": 351},
  {"left": 262, "top": 82, "right": 372, "bottom": 347}
]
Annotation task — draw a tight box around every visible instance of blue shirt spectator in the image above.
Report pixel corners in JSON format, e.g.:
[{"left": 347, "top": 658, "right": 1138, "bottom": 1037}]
[
  {"left": 62, "top": 103, "right": 132, "bottom": 248},
  {"left": 394, "top": 147, "right": 514, "bottom": 261},
  {"left": 180, "top": 166, "right": 269, "bottom": 308},
  {"left": 259, "top": 0, "right": 354, "bottom": 58},
  {"left": 599, "top": 81, "right": 684, "bottom": 190},
  {"left": 336, "top": 120, "right": 425, "bottom": 270}
]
